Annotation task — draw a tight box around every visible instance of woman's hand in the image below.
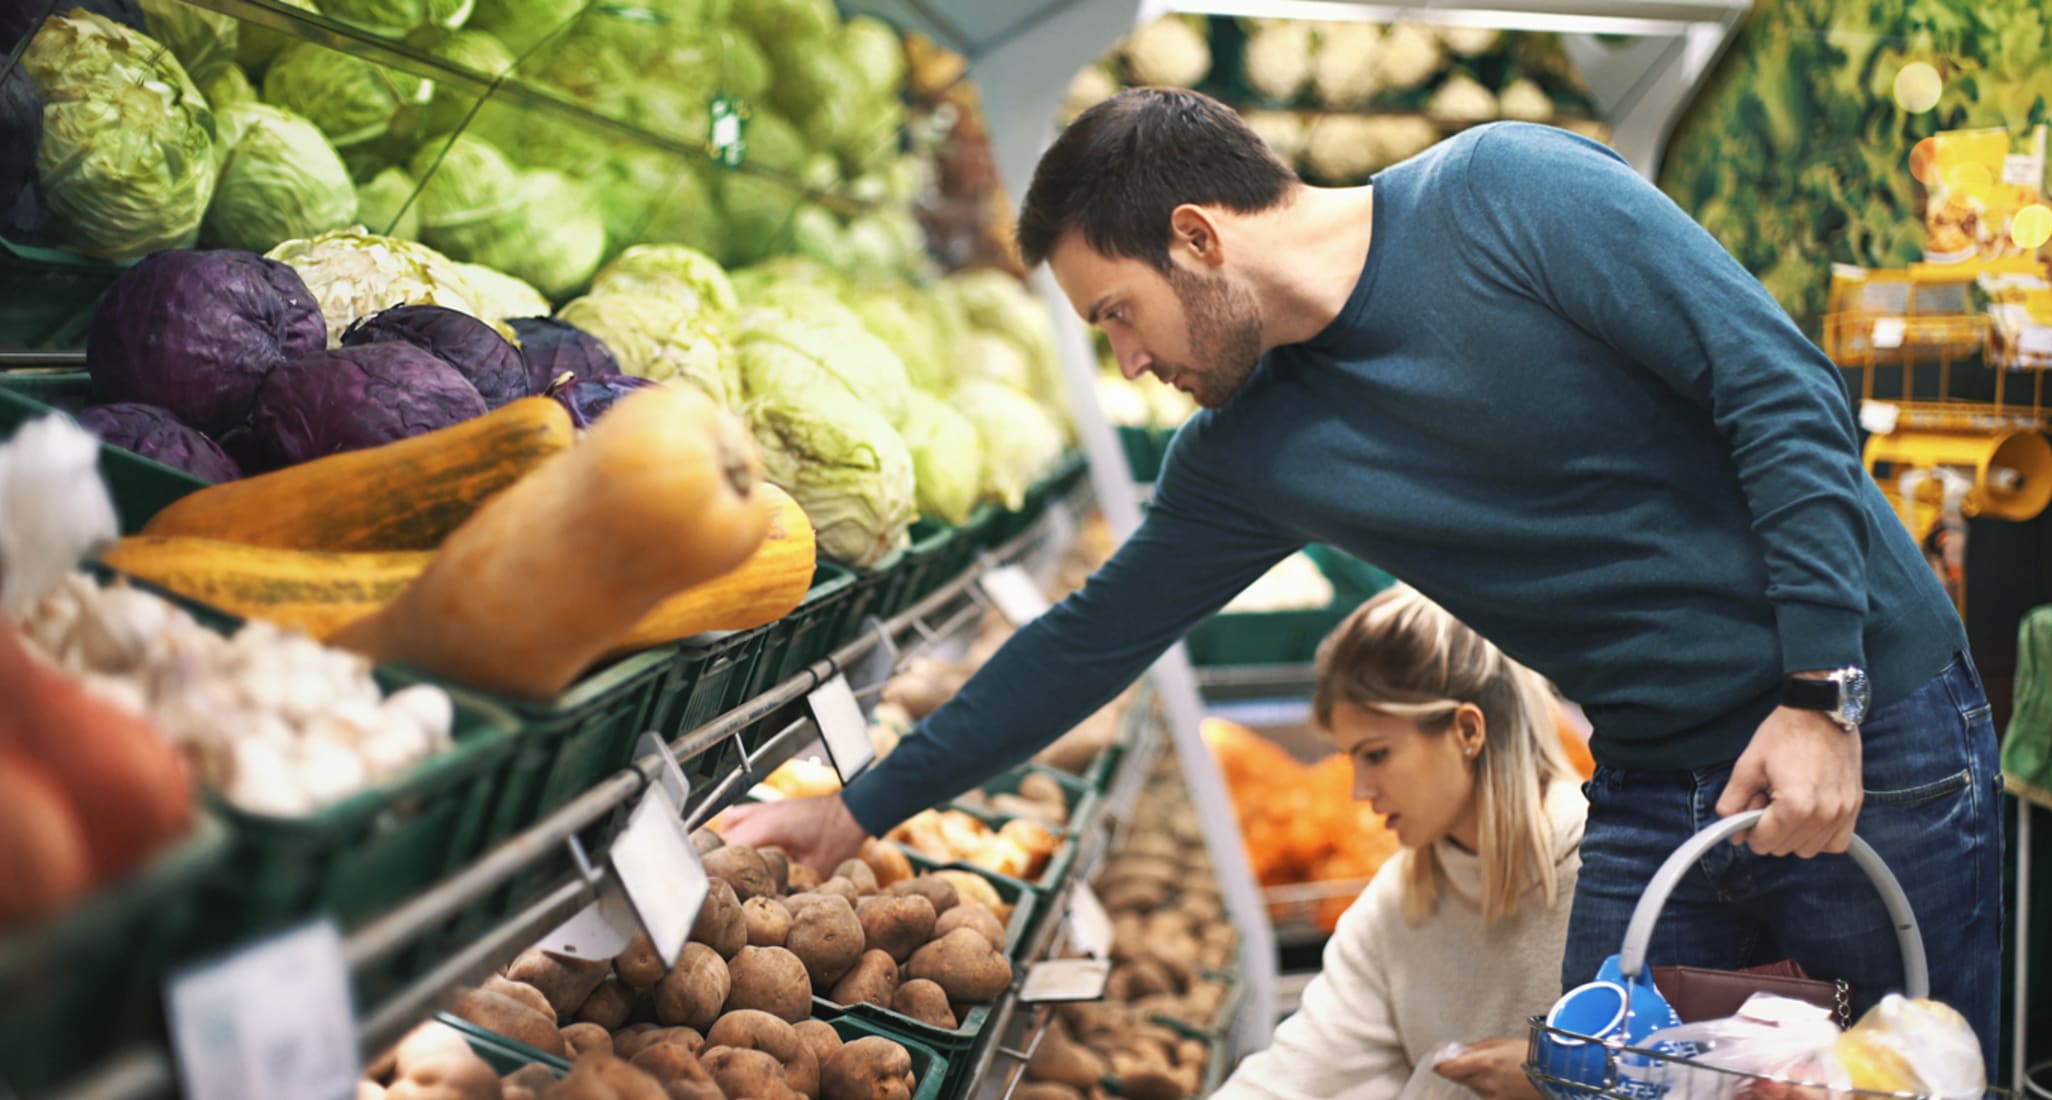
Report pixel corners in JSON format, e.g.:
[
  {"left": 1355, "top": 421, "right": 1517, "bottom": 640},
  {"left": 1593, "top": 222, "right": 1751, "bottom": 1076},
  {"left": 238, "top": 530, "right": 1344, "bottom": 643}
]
[{"left": 1434, "top": 1037, "right": 1539, "bottom": 1100}]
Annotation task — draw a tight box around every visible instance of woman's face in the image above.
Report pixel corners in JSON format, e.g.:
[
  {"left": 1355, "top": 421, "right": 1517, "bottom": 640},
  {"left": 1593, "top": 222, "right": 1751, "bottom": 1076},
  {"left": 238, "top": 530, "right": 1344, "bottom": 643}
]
[{"left": 1329, "top": 700, "right": 1484, "bottom": 851}]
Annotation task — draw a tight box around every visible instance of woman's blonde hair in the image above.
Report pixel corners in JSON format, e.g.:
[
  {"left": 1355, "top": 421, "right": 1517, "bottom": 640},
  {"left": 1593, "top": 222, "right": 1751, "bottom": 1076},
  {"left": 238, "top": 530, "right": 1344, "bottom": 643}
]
[{"left": 1312, "top": 584, "right": 1575, "bottom": 926}]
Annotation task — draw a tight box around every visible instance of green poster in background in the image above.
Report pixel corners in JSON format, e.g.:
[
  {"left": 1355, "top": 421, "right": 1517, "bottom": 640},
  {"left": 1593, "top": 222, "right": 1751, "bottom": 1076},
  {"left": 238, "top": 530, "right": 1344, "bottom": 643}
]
[{"left": 1657, "top": 0, "right": 2050, "bottom": 331}]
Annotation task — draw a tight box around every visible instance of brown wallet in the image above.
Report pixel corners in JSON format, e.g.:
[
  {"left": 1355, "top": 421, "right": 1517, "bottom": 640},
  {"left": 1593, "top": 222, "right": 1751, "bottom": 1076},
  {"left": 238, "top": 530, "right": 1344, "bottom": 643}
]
[{"left": 1650, "top": 960, "right": 1851, "bottom": 1028}]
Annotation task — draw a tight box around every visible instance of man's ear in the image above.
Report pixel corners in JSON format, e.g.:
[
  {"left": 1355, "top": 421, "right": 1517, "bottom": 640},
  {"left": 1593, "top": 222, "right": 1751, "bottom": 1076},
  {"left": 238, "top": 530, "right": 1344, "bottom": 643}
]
[{"left": 1170, "top": 204, "right": 1225, "bottom": 270}]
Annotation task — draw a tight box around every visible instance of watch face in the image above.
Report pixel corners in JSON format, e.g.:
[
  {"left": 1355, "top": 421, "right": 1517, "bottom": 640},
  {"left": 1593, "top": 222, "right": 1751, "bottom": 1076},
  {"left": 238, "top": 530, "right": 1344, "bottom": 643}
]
[{"left": 1839, "top": 667, "right": 1871, "bottom": 727}]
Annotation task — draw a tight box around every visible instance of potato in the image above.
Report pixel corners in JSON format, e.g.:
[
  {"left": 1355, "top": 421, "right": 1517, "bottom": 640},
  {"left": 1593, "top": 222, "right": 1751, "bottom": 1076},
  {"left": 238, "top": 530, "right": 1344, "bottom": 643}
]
[
  {"left": 1017, "top": 772, "right": 1068, "bottom": 812},
  {"left": 817, "top": 877, "right": 862, "bottom": 904},
  {"left": 822, "top": 1036, "right": 914, "bottom": 1100},
  {"left": 890, "top": 980, "right": 956, "bottom": 1029},
  {"left": 1029, "top": 1023, "right": 1107, "bottom": 1089},
  {"left": 858, "top": 838, "right": 913, "bottom": 888},
  {"left": 723, "top": 945, "right": 813, "bottom": 1023},
  {"left": 392, "top": 1021, "right": 477, "bottom": 1072},
  {"left": 655, "top": 943, "right": 730, "bottom": 1031},
  {"left": 557, "top": 1022, "right": 611, "bottom": 1059},
  {"left": 504, "top": 1065, "right": 561, "bottom": 1096},
  {"left": 782, "top": 892, "right": 828, "bottom": 915},
  {"left": 707, "top": 1010, "right": 820, "bottom": 1098},
  {"left": 703, "top": 1047, "right": 800, "bottom": 1100},
  {"left": 703, "top": 845, "right": 777, "bottom": 901},
  {"left": 509, "top": 949, "right": 614, "bottom": 1020},
  {"left": 1097, "top": 878, "right": 1170, "bottom": 912},
  {"left": 744, "top": 895, "right": 793, "bottom": 947},
  {"left": 689, "top": 880, "right": 748, "bottom": 960},
  {"left": 1016, "top": 1086, "right": 1086, "bottom": 1100},
  {"left": 613, "top": 1027, "right": 702, "bottom": 1061},
  {"left": 614, "top": 932, "right": 666, "bottom": 990},
  {"left": 828, "top": 949, "right": 900, "bottom": 1007},
  {"left": 792, "top": 1020, "right": 843, "bottom": 1067},
  {"left": 830, "top": 859, "right": 880, "bottom": 895},
  {"left": 758, "top": 847, "right": 793, "bottom": 892},
  {"left": 932, "top": 871, "right": 1005, "bottom": 917},
  {"left": 787, "top": 894, "right": 865, "bottom": 987},
  {"left": 856, "top": 894, "right": 936, "bottom": 963},
  {"left": 885, "top": 876, "right": 958, "bottom": 916},
  {"left": 386, "top": 1052, "right": 501, "bottom": 1100},
  {"left": 576, "top": 977, "right": 633, "bottom": 1030},
  {"left": 934, "top": 903, "right": 1005, "bottom": 951},
  {"left": 691, "top": 828, "right": 724, "bottom": 855},
  {"left": 483, "top": 976, "right": 559, "bottom": 1024},
  {"left": 451, "top": 988, "right": 567, "bottom": 1057},
  {"left": 584, "top": 1054, "right": 672, "bottom": 1100},
  {"left": 907, "top": 928, "right": 1012, "bottom": 1004},
  {"left": 629, "top": 1042, "right": 713, "bottom": 1089}
]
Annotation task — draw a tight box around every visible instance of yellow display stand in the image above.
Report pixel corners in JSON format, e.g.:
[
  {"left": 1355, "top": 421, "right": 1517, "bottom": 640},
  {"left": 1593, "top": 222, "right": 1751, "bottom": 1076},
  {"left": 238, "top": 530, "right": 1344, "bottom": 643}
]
[{"left": 1864, "top": 426, "right": 2052, "bottom": 542}]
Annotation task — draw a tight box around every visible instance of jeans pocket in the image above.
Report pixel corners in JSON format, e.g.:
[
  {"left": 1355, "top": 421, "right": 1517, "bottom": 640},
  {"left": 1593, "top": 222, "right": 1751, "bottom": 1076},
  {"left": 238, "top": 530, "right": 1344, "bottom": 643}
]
[{"left": 1865, "top": 768, "right": 1971, "bottom": 808}]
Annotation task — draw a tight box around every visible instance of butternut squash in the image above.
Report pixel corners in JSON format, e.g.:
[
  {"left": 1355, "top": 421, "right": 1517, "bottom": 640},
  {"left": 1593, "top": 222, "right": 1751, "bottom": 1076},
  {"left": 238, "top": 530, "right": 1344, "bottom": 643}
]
[
  {"left": 140, "top": 397, "right": 575, "bottom": 551},
  {"left": 98, "top": 537, "right": 431, "bottom": 640},
  {"left": 605, "top": 483, "right": 816, "bottom": 657},
  {"left": 332, "top": 386, "right": 773, "bottom": 699}
]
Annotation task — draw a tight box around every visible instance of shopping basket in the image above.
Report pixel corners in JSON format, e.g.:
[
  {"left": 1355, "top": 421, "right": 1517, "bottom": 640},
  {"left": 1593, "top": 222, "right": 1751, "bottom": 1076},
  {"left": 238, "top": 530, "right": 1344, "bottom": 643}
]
[{"left": 1524, "top": 807, "right": 1951, "bottom": 1100}]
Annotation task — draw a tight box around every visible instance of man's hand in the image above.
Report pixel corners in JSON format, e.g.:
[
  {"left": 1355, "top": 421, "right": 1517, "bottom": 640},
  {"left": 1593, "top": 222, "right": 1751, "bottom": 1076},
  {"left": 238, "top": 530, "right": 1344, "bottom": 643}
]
[
  {"left": 1435, "top": 1038, "right": 1539, "bottom": 1100},
  {"left": 715, "top": 794, "right": 870, "bottom": 875},
  {"left": 1714, "top": 703, "right": 1862, "bottom": 857}
]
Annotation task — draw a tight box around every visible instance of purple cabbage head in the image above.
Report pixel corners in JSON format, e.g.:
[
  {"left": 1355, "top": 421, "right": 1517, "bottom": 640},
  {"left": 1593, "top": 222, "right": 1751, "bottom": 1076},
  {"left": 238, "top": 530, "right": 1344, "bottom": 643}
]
[
  {"left": 1, "top": 61, "right": 45, "bottom": 244},
  {"left": 87, "top": 249, "right": 328, "bottom": 435},
  {"left": 341, "top": 305, "right": 529, "bottom": 409},
  {"left": 74, "top": 402, "right": 241, "bottom": 483},
  {"left": 508, "top": 316, "right": 619, "bottom": 396},
  {"left": 547, "top": 373, "right": 658, "bottom": 429},
  {"left": 250, "top": 342, "right": 486, "bottom": 466}
]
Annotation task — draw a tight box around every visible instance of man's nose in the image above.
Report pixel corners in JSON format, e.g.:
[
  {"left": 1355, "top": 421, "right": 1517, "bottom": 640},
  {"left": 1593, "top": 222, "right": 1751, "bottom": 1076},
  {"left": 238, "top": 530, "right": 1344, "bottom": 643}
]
[{"left": 1114, "top": 339, "right": 1152, "bottom": 381}]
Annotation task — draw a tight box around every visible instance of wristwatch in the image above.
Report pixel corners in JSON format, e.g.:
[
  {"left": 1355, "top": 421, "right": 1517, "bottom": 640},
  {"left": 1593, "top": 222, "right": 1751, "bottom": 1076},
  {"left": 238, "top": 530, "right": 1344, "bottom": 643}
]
[{"left": 1780, "top": 667, "right": 1871, "bottom": 732}]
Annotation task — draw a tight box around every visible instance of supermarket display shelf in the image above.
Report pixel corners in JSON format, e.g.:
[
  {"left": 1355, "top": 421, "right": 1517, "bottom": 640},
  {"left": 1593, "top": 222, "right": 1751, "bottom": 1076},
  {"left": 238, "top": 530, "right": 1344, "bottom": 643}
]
[{"left": 41, "top": 477, "right": 1107, "bottom": 1100}]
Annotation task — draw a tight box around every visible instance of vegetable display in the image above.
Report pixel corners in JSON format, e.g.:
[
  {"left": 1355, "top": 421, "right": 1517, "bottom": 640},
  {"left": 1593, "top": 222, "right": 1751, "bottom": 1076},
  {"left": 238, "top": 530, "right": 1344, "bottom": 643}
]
[{"left": 201, "top": 103, "right": 357, "bottom": 252}]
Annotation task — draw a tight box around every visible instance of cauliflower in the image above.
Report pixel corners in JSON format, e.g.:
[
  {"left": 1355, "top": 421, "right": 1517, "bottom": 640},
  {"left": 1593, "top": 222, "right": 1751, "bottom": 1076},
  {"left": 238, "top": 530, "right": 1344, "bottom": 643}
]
[
  {"left": 1562, "top": 118, "right": 1613, "bottom": 144},
  {"left": 1242, "top": 20, "right": 1313, "bottom": 102},
  {"left": 1065, "top": 64, "right": 1120, "bottom": 118},
  {"left": 1312, "top": 22, "right": 1382, "bottom": 109},
  {"left": 1243, "top": 109, "right": 1309, "bottom": 164},
  {"left": 1438, "top": 26, "right": 1502, "bottom": 58},
  {"left": 1498, "top": 77, "right": 1554, "bottom": 122},
  {"left": 1377, "top": 22, "right": 1445, "bottom": 91},
  {"left": 1124, "top": 15, "right": 1211, "bottom": 88},
  {"left": 1428, "top": 74, "right": 1498, "bottom": 122},
  {"left": 1306, "top": 114, "right": 1442, "bottom": 180}
]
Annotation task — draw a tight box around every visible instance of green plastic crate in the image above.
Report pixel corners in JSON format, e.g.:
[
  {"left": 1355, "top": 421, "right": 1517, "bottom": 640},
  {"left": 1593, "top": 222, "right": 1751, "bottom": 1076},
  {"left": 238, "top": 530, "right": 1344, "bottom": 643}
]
[
  {"left": 746, "top": 564, "right": 858, "bottom": 698},
  {"left": 645, "top": 627, "right": 771, "bottom": 748},
  {"left": 949, "top": 764, "right": 1096, "bottom": 894},
  {"left": 1117, "top": 424, "right": 1172, "bottom": 482},
  {"left": 874, "top": 521, "right": 955, "bottom": 620},
  {"left": 0, "top": 372, "right": 214, "bottom": 533},
  {"left": 0, "top": 237, "right": 125, "bottom": 351},
  {"left": 432, "top": 1014, "right": 572, "bottom": 1078},
  {"left": 0, "top": 815, "right": 230, "bottom": 1097}
]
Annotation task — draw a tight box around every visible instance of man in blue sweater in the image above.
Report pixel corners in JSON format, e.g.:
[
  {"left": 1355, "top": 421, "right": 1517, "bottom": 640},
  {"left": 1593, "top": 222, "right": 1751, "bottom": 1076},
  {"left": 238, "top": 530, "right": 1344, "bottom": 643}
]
[{"left": 724, "top": 89, "right": 2001, "bottom": 1063}]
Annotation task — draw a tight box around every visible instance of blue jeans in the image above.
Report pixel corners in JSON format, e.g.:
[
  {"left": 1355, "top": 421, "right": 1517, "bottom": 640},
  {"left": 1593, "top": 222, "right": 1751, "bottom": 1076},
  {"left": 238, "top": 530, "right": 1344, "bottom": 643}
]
[{"left": 1563, "top": 654, "right": 2004, "bottom": 1076}]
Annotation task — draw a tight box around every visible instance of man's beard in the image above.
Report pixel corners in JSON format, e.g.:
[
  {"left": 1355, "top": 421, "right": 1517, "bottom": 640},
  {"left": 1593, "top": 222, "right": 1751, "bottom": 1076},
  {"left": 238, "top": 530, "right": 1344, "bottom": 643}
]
[{"left": 1159, "top": 266, "right": 1262, "bottom": 409}]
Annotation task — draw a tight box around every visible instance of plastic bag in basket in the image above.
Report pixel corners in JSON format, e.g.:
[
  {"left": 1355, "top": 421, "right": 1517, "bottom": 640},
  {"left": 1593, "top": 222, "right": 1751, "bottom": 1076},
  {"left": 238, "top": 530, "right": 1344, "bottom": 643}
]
[
  {"left": 1628, "top": 995, "right": 1847, "bottom": 1100},
  {"left": 1831, "top": 996, "right": 1984, "bottom": 1100}
]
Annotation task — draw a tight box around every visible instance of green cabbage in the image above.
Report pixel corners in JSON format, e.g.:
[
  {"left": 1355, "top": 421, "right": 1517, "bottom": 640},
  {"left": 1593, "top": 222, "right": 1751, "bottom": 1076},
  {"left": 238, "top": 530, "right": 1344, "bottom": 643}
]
[
  {"left": 740, "top": 109, "right": 808, "bottom": 174},
  {"left": 948, "top": 270, "right": 1060, "bottom": 378},
  {"left": 842, "top": 210, "right": 928, "bottom": 280},
  {"left": 788, "top": 203, "right": 848, "bottom": 270},
  {"left": 953, "top": 380, "right": 1063, "bottom": 510},
  {"left": 593, "top": 150, "right": 724, "bottom": 258},
  {"left": 201, "top": 64, "right": 258, "bottom": 111},
  {"left": 712, "top": 26, "right": 771, "bottom": 99},
  {"left": 235, "top": 0, "right": 318, "bottom": 75},
  {"left": 139, "top": 0, "right": 239, "bottom": 85},
  {"left": 468, "top": 0, "right": 582, "bottom": 53},
  {"left": 469, "top": 170, "right": 605, "bottom": 301},
  {"left": 900, "top": 389, "right": 983, "bottom": 526},
  {"left": 266, "top": 227, "right": 493, "bottom": 346},
  {"left": 410, "top": 134, "right": 520, "bottom": 255},
  {"left": 843, "top": 15, "right": 906, "bottom": 99},
  {"left": 740, "top": 342, "right": 915, "bottom": 568},
  {"left": 455, "top": 262, "right": 551, "bottom": 322},
  {"left": 321, "top": 0, "right": 474, "bottom": 40},
  {"left": 738, "top": 309, "right": 911, "bottom": 427},
  {"left": 730, "top": 256, "right": 845, "bottom": 302},
  {"left": 422, "top": 30, "right": 514, "bottom": 138},
  {"left": 203, "top": 103, "right": 358, "bottom": 252},
  {"left": 263, "top": 40, "right": 431, "bottom": 150},
  {"left": 23, "top": 12, "right": 219, "bottom": 260},
  {"left": 718, "top": 172, "right": 806, "bottom": 268},
  {"left": 556, "top": 293, "right": 737, "bottom": 406},
  {"left": 853, "top": 292, "right": 949, "bottom": 394},
  {"left": 734, "top": 0, "right": 837, "bottom": 45},
  {"left": 356, "top": 166, "right": 422, "bottom": 239},
  {"left": 963, "top": 331, "right": 1032, "bottom": 392},
  {"left": 588, "top": 245, "right": 739, "bottom": 318}
]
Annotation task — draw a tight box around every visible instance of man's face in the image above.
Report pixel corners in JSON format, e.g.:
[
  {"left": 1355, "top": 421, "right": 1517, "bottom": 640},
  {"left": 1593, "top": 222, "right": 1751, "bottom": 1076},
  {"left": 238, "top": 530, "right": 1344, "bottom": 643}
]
[{"left": 1049, "top": 235, "right": 1262, "bottom": 409}]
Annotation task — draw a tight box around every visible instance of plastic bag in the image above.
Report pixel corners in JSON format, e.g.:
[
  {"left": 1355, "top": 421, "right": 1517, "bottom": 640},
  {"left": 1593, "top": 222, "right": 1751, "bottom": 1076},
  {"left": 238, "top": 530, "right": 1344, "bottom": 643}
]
[
  {"left": 1631, "top": 995, "right": 1847, "bottom": 1100},
  {"left": 0, "top": 415, "right": 117, "bottom": 619},
  {"left": 1832, "top": 996, "right": 1985, "bottom": 1100}
]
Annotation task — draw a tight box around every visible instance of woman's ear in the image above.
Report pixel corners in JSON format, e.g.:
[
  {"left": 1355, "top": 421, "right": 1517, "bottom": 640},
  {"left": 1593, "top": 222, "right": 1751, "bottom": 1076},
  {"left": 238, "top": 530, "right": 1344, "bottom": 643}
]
[{"left": 1456, "top": 703, "right": 1487, "bottom": 758}]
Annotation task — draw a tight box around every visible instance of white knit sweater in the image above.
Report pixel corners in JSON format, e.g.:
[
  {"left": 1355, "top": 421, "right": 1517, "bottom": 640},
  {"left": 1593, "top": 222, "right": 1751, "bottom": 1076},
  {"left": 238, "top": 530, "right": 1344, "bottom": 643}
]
[{"left": 1215, "top": 782, "right": 1587, "bottom": 1100}]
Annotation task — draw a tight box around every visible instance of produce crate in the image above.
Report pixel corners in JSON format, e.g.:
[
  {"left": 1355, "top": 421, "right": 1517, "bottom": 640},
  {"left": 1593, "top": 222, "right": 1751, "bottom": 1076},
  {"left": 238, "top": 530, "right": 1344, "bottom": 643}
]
[
  {"left": 0, "top": 815, "right": 230, "bottom": 1097},
  {"left": 745, "top": 564, "right": 858, "bottom": 699},
  {"left": 1182, "top": 605, "right": 1353, "bottom": 669},
  {"left": 431, "top": 1014, "right": 572, "bottom": 1078},
  {"left": 873, "top": 521, "right": 955, "bottom": 620},
  {"left": 823, "top": 856, "right": 1038, "bottom": 1097},
  {"left": 0, "top": 371, "right": 212, "bottom": 533},
  {"left": 644, "top": 626, "right": 770, "bottom": 747},
  {"left": 0, "top": 237, "right": 125, "bottom": 351},
  {"left": 1117, "top": 424, "right": 1174, "bottom": 482},
  {"left": 948, "top": 764, "right": 1096, "bottom": 897}
]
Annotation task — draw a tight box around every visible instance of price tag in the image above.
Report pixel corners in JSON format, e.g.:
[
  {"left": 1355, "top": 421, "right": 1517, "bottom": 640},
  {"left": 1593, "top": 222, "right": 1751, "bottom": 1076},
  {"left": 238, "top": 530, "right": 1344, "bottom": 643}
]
[
  {"left": 610, "top": 783, "right": 707, "bottom": 969},
  {"left": 1870, "top": 316, "right": 1907, "bottom": 350},
  {"left": 1066, "top": 881, "right": 1113, "bottom": 960},
  {"left": 1019, "top": 958, "right": 1111, "bottom": 1004},
  {"left": 2002, "top": 154, "right": 2042, "bottom": 187},
  {"left": 808, "top": 672, "right": 875, "bottom": 783},
  {"left": 708, "top": 94, "right": 747, "bottom": 168},
  {"left": 979, "top": 565, "right": 1051, "bottom": 627},
  {"left": 2018, "top": 326, "right": 2052, "bottom": 357},
  {"left": 167, "top": 920, "right": 358, "bottom": 1100},
  {"left": 1859, "top": 400, "right": 1902, "bottom": 436}
]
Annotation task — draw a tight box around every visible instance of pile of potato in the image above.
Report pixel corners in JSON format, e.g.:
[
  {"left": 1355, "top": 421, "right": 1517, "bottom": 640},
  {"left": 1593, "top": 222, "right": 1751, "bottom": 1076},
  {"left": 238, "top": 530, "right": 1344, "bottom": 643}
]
[
  {"left": 1018, "top": 1005, "right": 1214, "bottom": 1100},
  {"left": 886, "top": 768, "right": 1069, "bottom": 882}
]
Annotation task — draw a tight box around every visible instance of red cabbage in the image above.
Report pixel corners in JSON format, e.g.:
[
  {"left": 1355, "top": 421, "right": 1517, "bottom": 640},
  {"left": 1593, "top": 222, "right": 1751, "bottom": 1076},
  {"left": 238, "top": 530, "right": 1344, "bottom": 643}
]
[
  {"left": 87, "top": 249, "right": 328, "bottom": 435},
  {"left": 508, "top": 316, "right": 620, "bottom": 396},
  {"left": 1, "top": 61, "right": 44, "bottom": 244},
  {"left": 341, "top": 305, "right": 528, "bottom": 409},
  {"left": 74, "top": 402, "right": 241, "bottom": 483},
  {"left": 546, "top": 373, "right": 657, "bottom": 429},
  {"left": 251, "top": 342, "right": 486, "bottom": 466}
]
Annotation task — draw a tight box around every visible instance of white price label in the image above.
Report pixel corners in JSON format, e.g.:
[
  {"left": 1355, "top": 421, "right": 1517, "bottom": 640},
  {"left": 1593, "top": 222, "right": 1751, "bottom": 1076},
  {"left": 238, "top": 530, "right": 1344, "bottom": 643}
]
[
  {"left": 1859, "top": 400, "right": 1902, "bottom": 436},
  {"left": 2003, "top": 154, "right": 2042, "bottom": 187},
  {"left": 611, "top": 784, "right": 707, "bottom": 969},
  {"left": 980, "top": 565, "right": 1052, "bottom": 626},
  {"left": 2018, "top": 327, "right": 2052, "bottom": 357},
  {"left": 808, "top": 673, "right": 875, "bottom": 783},
  {"left": 1020, "top": 958, "right": 1111, "bottom": 1004},
  {"left": 1870, "top": 317, "right": 1907, "bottom": 350},
  {"left": 167, "top": 920, "right": 358, "bottom": 1100},
  {"left": 1066, "top": 881, "right": 1113, "bottom": 960}
]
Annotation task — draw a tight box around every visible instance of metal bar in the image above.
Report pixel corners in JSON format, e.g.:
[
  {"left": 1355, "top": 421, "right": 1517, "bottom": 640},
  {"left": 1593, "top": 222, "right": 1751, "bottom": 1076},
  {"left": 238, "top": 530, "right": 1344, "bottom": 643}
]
[{"left": 2016, "top": 802, "right": 2033, "bottom": 1090}]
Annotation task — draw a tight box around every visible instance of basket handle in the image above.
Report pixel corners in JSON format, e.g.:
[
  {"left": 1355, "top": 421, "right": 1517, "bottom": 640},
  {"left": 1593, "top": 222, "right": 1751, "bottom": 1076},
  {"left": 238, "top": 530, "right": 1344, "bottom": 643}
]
[{"left": 1617, "top": 809, "right": 1929, "bottom": 1000}]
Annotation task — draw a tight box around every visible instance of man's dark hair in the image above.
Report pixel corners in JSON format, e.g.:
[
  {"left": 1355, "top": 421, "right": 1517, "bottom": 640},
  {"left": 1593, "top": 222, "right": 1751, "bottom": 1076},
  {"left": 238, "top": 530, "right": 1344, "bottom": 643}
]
[{"left": 1015, "top": 87, "right": 1297, "bottom": 271}]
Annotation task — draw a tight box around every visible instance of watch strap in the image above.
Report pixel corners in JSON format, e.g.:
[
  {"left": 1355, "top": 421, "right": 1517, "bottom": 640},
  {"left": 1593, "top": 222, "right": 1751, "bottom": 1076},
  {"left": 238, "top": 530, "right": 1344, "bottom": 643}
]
[{"left": 1780, "top": 676, "right": 1841, "bottom": 711}]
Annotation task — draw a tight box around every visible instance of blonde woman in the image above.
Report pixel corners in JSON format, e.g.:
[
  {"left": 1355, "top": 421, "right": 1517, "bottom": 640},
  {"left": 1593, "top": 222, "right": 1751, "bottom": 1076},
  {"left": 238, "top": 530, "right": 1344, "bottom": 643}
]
[{"left": 1215, "top": 586, "right": 1585, "bottom": 1100}]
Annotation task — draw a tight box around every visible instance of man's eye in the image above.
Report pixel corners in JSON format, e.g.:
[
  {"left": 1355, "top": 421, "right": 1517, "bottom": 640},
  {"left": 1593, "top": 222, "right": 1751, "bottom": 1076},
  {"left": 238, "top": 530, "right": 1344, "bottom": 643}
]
[{"left": 1357, "top": 748, "right": 1387, "bottom": 765}]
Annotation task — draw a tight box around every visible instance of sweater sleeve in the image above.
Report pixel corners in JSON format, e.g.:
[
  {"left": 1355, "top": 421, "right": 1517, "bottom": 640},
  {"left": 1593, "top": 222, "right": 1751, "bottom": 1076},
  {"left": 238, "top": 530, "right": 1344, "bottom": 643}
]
[
  {"left": 1214, "top": 875, "right": 1411, "bottom": 1100},
  {"left": 1448, "top": 124, "right": 1871, "bottom": 675},
  {"left": 841, "top": 429, "right": 1298, "bottom": 834}
]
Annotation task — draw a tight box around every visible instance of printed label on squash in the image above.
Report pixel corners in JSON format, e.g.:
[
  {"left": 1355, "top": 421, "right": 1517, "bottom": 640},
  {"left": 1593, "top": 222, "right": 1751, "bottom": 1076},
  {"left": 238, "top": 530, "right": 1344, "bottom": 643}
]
[{"left": 167, "top": 919, "right": 358, "bottom": 1100}]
